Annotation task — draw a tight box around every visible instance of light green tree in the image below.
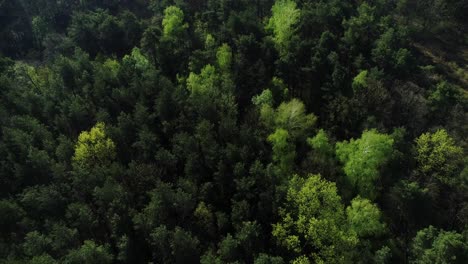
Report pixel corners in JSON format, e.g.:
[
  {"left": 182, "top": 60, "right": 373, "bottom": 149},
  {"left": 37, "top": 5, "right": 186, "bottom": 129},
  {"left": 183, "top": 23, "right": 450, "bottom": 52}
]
[
  {"left": 266, "top": 0, "right": 301, "bottom": 55},
  {"left": 162, "top": 6, "right": 188, "bottom": 39},
  {"left": 272, "top": 174, "right": 358, "bottom": 263},
  {"left": 122, "top": 47, "right": 150, "bottom": 72},
  {"left": 336, "top": 129, "right": 394, "bottom": 199},
  {"left": 187, "top": 64, "right": 218, "bottom": 96},
  {"left": 268, "top": 128, "right": 296, "bottom": 176},
  {"left": 415, "top": 129, "right": 464, "bottom": 185},
  {"left": 346, "top": 196, "right": 386, "bottom": 238},
  {"left": 73, "top": 122, "right": 116, "bottom": 166},
  {"left": 252, "top": 89, "right": 274, "bottom": 107},
  {"left": 260, "top": 99, "right": 317, "bottom": 140},
  {"left": 307, "top": 129, "right": 334, "bottom": 157},
  {"left": 352, "top": 70, "right": 368, "bottom": 92},
  {"left": 216, "top": 43, "right": 232, "bottom": 72}
]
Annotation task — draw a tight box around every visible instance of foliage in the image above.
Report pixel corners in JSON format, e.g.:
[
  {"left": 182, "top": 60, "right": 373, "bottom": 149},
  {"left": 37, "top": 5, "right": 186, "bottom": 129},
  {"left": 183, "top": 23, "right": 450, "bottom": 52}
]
[
  {"left": 72, "top": 122, "right": 116, "bottom": 167},
  {"left": 415, "top": 129, "right": 464, "bottom": 185},
  {"left": 272, "top": 174, "right": 358, "bottom": 263},
  {"left": 162, "top": 6, "right": 188, "bottom": 39},
  {"left": 336, "top": 130, "right": 394, "bottom": 199},
  {"left": 346, "top": 196, "right": 386, "bottom": 238},
  {"left": 0, "top": 0, "right": 466, "bottom": 263},
  {"left": 266, "top": 0, "right": 300, "bottom": 55},
  {"left": 410, "top": 226, "right": 468, "bottom": 264},
  {"left": 268, "top": 128, "right": 296, "bottom": 176}
]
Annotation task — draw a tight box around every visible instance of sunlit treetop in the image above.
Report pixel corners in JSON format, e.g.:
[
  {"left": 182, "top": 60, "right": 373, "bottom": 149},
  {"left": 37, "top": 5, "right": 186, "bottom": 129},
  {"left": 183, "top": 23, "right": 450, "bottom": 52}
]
[
  {"left": 73, "top": 122, "right": 116, "bottom": 166},
  {"left": 216, "top": 43, "right": 232, "bottom": 72},
  {"left": 415, "top": 129, "right": 464, "bottom": 185},
  {"left": 336, "top": 129, "right": 394, "bottom": 199},
  {"left": 162, "top": 5, "right": 188, "bottom": 39},
  {"left": 266, "top": 0, "right": 301, "bottom": 55},
  {"left": 346, "top": 196, "right": 386, "bottom": 238}
]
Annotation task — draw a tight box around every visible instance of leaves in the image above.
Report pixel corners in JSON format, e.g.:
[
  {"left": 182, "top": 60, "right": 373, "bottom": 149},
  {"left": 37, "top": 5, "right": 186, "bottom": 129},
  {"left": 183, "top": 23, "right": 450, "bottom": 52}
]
[
  {"left": 415, "top": 129, "right": 464, "bottom": 185},
  {"left": 73, "top": 122, "right": 116, "bottom": 167},
  {"left": 266, "top": 0, "right": 301, "bottom": 55},
  {"left": 273, "top": 174, "right": 358, "bottom": 263},
  {"left": 336, "top": 129, "right": 394, "bottom": 199},
  {"left": 346, "top": 196, "right": 386, "bottom": 238},
  {"left": 162, "top": 6, "right": 188, "bottom": 39}
]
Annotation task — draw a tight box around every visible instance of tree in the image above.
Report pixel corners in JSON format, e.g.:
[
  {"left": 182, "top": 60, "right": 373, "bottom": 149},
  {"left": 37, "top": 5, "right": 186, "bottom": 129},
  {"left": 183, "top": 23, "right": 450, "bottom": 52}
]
[
  {"left": 336, "top": 129, "right": 394, "bottom": 199},
  {"left": 268, "top": 128, "right": 296, "bottom": 176},
  {"left": 305, "top": 129, "right": 338, "bottom": 179},
  {"left": 63, "top": 240, "right": 112, "bottom": 264},
  {"left": 72, "top": 122, "right": 116, "bottom": 167},
  {"left": 254, "top": 253, "right": 284, "bottom": 264},
  {"left": 371, "top": 27, "right": 412, "bottom": 72},
  {"left": 266, "top": 0, "right": 300, "bottom": 55},
  {"left": 410, "top": 226, "right": 468, "bottom": 264},
  {"left": 352, "top": 70, "right": 368, "bottom": 93},
  {"left": 171, "top": 228, "right": 200, "bottom": 264},
  {"left": 216, "top": 43, "right": 232, "bottom": 72},
  {"left": 346, "top": 196, "right": 386, "bottom": 238},
  {"left": 272, "top": 174, "right": 357, "bottom": 263},
  {"left": 342, "top": 1, "right": 386, "bottom": 58},
  {"left": 429, "top": 81, "right": 464, "bottom": 120},
  {"left": 22, "top": 231, "right": 52, "bottom": 257},
  {"left": 415, "top": 129, "right": 464, "bottom": 185},
  {"left": 260, "top": 98, "right": 317, "bottom": 140},
  {"left": 307, "top": 129, "right": 334, "bottom": 157},
  {"left": 162, "top": 6, "right": 189, "bottom": 39},
  {"left": 187, "top": 64, "right": 218, "bottom": 96}
]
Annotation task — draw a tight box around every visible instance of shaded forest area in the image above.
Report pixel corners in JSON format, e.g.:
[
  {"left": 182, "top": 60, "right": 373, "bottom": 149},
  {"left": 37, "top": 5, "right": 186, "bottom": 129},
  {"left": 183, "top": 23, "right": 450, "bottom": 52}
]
[{"left": 0, "top": 0, "right": 467, "bottom": 263}]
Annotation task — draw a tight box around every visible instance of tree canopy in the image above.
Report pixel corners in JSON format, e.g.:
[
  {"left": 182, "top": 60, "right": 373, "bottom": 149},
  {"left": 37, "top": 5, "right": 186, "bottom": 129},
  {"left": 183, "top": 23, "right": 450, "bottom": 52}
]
[{"left": 0, "top": 0, "right": 467, "bottom": 263}]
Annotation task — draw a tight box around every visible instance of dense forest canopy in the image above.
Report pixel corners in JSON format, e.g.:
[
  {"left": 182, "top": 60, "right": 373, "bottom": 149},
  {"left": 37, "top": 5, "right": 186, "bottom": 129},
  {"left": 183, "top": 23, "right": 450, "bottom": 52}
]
[{"left": 0, "top": 0, "right": 467, "bottom": 263}]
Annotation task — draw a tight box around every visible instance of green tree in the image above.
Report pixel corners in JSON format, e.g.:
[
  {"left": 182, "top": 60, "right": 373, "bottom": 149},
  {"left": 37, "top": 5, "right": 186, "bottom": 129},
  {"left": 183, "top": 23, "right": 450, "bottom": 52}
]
[
  {"left": 415, "top": 129, "right": 464, "bottom": 185},
  {"left": 63, "top": 240, "right": 112, "bottom": 264},
  {"left": 268, "top": 128, "right": 296, "bottom": 177},
  {"left": 162, "top": 6, "right": 188, "bottom": 39},
  {"left": 260, "top": 98, "right": 317, "bottom": 140},
  {"left": 346, "top": 196, "right": 386, "bottom": 238},
  {"left": 305, "top": 129, "right": 338, "bottom": 179},
  {"left": 352, "top": 70, "right": 368, "bottom": 93},
  {"left": 336, "top": 129, "right": 394, "bottom": 199},
  {"left": 429, "top": 81, "right": 464, "bottom": 120},
  {"left": 272, "top": 174, "right": 358, "bottom": 263},
  {"left": 72, "top": 122, "right": 116, "bottom": 167},
  {"left": 22, "top": 231, "right": 52, "bottom": 257},
  {"left": 216, "top": 43, "right": 232, "bottom": 73},
  {"left": 266, "top": 0, "right": 300, "bottom": 55},
  {"left": 307, "top": 129, "right": 334, "bottom": 157},
  {"left": 410, "top": 226, "right": 468, "bottom": 264}
]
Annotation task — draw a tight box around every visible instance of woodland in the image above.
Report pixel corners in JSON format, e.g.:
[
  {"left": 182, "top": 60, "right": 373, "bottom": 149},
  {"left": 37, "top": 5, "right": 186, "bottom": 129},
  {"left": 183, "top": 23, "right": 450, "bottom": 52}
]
[{"left": 0, "top": 0, "right": 467, "bottom": 263}]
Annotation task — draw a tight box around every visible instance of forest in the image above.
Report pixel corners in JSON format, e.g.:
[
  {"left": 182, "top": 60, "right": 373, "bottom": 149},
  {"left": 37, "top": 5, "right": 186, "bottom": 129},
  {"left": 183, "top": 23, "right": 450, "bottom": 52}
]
[{"left": 0, "top": 0, "right": 467, "bottom": 263}]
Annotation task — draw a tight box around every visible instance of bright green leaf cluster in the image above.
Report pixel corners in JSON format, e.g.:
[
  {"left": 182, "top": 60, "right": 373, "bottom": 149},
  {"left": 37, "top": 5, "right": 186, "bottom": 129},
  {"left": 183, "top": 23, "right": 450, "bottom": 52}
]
[
  {"left": 336, "top": 129, "right": 394, "bottom": 199},
  {"left": 346, "top": 196, "right": 386, "bottom": 238},
  {"left": 268, "top": 128, "right": 296, "bottom": 175},
  {"left": 352, "top": 70, "right": 368, "bottom": 92},
  {"left": 307, "top": 129, "right": 333, "bottom": 157},
  {"left": 261, "top": 99, "right": 317, "bottom": 140},
  {"left": 216, "top": 43, "right": 232, "bottom": 72},
  {"left": 73, "top": 122, "right": 116, "bottom": 166},
  {"left": 266, "top": 0, "right": 300, "bottom": 55},
  {"left": 415, "top": 129, "right": 464, "bottom": 185},
  {"left": 273, "top": 174, "right": 358, "bottom": 263},
  {"left": 162, "top": 6, "right": 188, "bottom": 39},
  {"left": 187, "top": 64, "right": 218, "bottom": 96}
]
